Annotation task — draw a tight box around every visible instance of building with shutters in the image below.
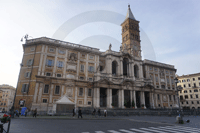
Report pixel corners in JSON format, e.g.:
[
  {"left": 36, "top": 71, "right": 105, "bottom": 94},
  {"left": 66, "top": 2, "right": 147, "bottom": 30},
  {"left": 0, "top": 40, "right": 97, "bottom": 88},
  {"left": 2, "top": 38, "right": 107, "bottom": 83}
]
[
  {"left": 177, "top": 73, "right": 200, "bottom": 109},
  {"left": 0, "top": 84, "right": 16, "bottom": 112},
  {"left": 14, "top": 5, "right": 179, "bottom": 113}
]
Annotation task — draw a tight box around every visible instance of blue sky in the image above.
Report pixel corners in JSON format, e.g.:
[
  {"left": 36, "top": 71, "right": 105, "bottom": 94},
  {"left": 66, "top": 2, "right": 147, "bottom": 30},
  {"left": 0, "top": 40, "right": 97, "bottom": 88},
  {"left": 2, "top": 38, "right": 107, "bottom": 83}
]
[{"left": 0, "top": 0, "right": 200, "bottom": 87}]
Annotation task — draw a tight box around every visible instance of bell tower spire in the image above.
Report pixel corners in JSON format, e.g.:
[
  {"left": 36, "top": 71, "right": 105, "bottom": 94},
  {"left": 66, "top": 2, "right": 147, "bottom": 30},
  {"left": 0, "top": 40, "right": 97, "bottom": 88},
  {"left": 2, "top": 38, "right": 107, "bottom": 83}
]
[{"left": 121, "top": 5, "right": 141, "bottom": 59}]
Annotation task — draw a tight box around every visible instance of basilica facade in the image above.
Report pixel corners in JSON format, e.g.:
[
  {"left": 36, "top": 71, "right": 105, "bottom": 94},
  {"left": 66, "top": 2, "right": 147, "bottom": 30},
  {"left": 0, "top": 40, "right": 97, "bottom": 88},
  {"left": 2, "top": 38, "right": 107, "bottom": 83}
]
[{"left": 14, "top": 6, "right": 178, "bottom": 113}]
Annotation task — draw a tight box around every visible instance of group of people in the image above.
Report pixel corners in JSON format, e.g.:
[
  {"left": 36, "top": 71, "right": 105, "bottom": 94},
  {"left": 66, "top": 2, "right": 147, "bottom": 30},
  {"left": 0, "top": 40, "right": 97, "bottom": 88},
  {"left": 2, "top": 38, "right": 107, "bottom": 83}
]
[
  {"left": 73, "top": 108, "right": 107, "bottom": 118},
  {"left": 14, "top": 108, "right": 37, "bottom": 118}
]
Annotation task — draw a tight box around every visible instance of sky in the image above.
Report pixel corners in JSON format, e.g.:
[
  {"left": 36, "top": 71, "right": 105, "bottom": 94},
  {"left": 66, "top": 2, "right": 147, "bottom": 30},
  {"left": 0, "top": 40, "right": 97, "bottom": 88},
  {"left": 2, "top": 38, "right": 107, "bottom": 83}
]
[{"left": 0, "top": 0, "right": 200, "bottom": 87}]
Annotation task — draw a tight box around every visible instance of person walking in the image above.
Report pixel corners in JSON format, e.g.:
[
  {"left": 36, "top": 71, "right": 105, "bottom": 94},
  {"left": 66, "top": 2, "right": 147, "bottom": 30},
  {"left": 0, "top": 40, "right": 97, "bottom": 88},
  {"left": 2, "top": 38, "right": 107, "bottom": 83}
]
[
  {"left": 25, "top": 109, "right": 28, "bottom": 117},
  {"left": 78, "top": 108, "right": 82, "bottom": 119},
  {"left": 104, "top": 108, "right": 107, "bottom": 117},
  {"left": 93, "top": 108, "right": 96, "bottom": 117},
  {"left": 72, "top": 108, "right": 75, "bottom": 117},
  {"left": 33, "top": 108, "right": 37, "bottom": 118},
  {"left": 98, "top": 109, "right": 101, "bottom": 117}
]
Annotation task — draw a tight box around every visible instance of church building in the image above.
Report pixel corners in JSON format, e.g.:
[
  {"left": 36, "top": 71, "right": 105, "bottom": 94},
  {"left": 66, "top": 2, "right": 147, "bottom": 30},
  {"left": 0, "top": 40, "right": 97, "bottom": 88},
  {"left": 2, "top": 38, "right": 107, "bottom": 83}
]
[{"left": 14, "top": 5, "right": 178, "bottom": 113}]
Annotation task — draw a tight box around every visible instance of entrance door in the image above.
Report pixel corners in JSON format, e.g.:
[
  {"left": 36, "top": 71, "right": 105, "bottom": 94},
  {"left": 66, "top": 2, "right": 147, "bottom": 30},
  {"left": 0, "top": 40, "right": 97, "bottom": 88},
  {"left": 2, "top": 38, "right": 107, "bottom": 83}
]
[
  {"left": 100, "top": 88, "right": 107, "bottom": 107},
  {"left": 124, "top": 90, "right": 131, "bottom": 108},
  {"left": 136, "top": 91, "right": 141, "bottom": 108},
  {"left": 112, "top": 89, "right": 118, "bottom": 107},
  {"left": 145, "top": 92, "right": 150, "bottom": 108}
]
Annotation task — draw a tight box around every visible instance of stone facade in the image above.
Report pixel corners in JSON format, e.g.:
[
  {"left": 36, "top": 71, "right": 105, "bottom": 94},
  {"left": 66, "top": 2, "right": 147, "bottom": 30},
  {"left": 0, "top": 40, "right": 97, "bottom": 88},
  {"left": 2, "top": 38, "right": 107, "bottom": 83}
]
[
  {"left": 0, "top": 84, "right": 16, "bottom": 111},
  {"left": 177, "top": 73, "right": 200, "bottom": 109},
  {"left": 14, "top": 6, "right": 178, "bottom": 113}
]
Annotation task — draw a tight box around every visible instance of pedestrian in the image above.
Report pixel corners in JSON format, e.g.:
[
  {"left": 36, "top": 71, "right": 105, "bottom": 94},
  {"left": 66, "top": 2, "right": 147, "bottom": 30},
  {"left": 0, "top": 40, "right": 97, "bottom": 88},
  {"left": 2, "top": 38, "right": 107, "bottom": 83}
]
[
  {"left": 72, "top": 108, "right": 75, "bottom": 117},
  {"left": 93, "top": 108, "right": 96, "bottom": 117},
  {"left": 104, "top": 108, "right": 107, "bottom": 117},
  {"left": 33, "top": 108, "right": 37, "bottom": 118},
  {"left": 98, "top": 108, "right": 101, "bottom": 117},
  {"left": 78, "top": 108, "right": 82, "bottom": 119},
  {"left": 25, "top": 108, "right": 28, "bottom": 117}
]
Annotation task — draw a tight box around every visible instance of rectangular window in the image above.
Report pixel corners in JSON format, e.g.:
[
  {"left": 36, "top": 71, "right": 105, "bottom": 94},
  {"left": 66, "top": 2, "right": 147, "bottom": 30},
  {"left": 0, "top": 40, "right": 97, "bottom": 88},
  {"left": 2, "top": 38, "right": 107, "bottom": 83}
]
[
  {"left": 49, "top": 48, "right": 55, "bottom": 52},
  {"left": 165, "top": 70, "right": 168, "bottom": 73},
  {"left": 194, "top": 89, "right": 198, "bottom": 92},
  {"left": 185, "top": 95, "right": 188, "bottom": 99},
  {"left": 184, "top": 90, "right": 187, "bottom": 93},
  {"left": 190, "top": 95, "right": 193, "bottom": 99},
  {"left": 46, "top": 59, "right": 54, "bottom": 67},
  {"left": 170, "top": 71, "right": 173, "bottom": 75},
  {"left": 184, "top": 84, "right": 186, "bottom": 88},
  {"left": 89, "top": 56, "right": 94, "bottom": 59},
  {"left": 188, "top": 84, "right": 191, "bottom": 87},
  {"left": 55, "top": 86, "right": 60, "bottom": 94},
  {"left": 24, "top": 72, "right": 31, "bottom": 78},
  {"left": 30, "top": 47, "right": 35, "bottom": 51},
  {"left": 79, "top": 88, "right": 83, "bottom": 96},
  {"left": 57, "top": 61, "right": 64, "bottom": 68},
  {"left": 149, "top": 67, "right": 152, "bottom": 71},
  {"left": 154, "top": 68, "right": 157, "bottom": 71},
  {"left": 80, "top": 77, "right": 84, "bottom": 80},
  {"left": 157, "top": 94, "right": 160, "bottom": 100},
  {"left": 80, "top": 65, "right": 84, "bottom": 72},
  {"left": 43, "top": 99, "right": 47, "bottom": 103},
  {"left": 44, "top": 85, "right": 49, "bottom": 94},
  {"left": 196, "top": 95, "right": 198, "bottom": 98},
  {"left": 88, "top": 101, "right": 92, "bottom": 105},
  {"left": 182, "top": 80, "right": 186, "bottom": 82},
  {"left": 198, "top": 77, "right": 200, "bottom": 80},
  {"left": 173, "top": 95, "right": 175, "bottom": 101},
  {"left": 187, "top": 79, "right": 190, "bottom": 82},
  {"left": 57, "top": 74, "right": 62, "bottom": 77},
  {"left": 194, "top": 83, "right": 196, "bottom": 88},
  {"left": 88, "top": 89, "right": 92, "bottom": 96},
  {"left": 89, "top": 78, "right": 93, "bottom": 82},
  {"left": 171, "top": 78, "right": 174, "bottom": 84},
  {"left": 4, "top": 103, "right": 6, "bottom": 105},
  {"left": 167, "top": 78, "right": 169, "bottom": 83},
  {"left": 58, "top": 49, "right": 65, "bottom": 54},
  {"left": 46, "top": 73, "right": 51, "bottom": 76},
  {"left": 169, "top": 95, "right": 171, "bottom": 101},
  {"left": 193, "top": 78, "right": 195, "bottom": 81},
  {"left": 27, "top": 59, "right": 33, "bottom": 66},
  {"left": 21, "top": 84, "right": 29, "bottom": 93},
  {"left": 88, "top": 66, "right": 94, "bottom": 72}
]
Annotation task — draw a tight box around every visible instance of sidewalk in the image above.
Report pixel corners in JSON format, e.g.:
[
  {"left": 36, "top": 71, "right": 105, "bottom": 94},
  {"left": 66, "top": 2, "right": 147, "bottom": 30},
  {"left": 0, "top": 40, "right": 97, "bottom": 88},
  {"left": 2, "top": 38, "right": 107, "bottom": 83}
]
[{"left": 14, "top": 115, "right": 121, "bottom": 120}]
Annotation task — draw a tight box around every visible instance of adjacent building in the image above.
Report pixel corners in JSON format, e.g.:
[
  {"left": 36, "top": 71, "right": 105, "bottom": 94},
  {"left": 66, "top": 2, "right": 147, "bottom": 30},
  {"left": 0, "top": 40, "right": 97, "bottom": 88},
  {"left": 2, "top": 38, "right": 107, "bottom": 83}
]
[
  {"left": 177, "top": 73, "right": 200, "bottom": 109},
  {"left": 0, "top": 84, "right": 16, "bottom": 111},
  {"left": 14, "top": 5, "right": 178, "bottom": 114}
]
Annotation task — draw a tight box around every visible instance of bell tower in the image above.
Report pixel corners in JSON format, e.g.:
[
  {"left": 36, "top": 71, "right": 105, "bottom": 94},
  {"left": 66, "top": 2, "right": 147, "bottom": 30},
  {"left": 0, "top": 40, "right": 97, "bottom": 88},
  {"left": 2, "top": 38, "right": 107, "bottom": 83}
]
[{"left": 121, "top": 5, "right": 141, "bottom": 58}]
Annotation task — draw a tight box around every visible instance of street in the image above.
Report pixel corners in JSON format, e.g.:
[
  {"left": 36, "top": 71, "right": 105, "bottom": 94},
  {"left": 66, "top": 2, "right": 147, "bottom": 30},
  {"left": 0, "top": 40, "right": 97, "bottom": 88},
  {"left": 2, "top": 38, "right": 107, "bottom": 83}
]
[{"left": 3, "top": 117, "right": 200, "bottom": 133}]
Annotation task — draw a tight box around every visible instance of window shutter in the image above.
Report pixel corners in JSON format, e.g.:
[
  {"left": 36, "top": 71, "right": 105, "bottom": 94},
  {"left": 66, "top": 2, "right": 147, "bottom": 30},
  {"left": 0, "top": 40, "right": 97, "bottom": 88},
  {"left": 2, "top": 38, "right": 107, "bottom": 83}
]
[
  {"left": 26, "top": 84, "right": 29, "bottom": 93},
  {"left": 51, "top": 60, "right": 54, "bottom": 66},
  {"left": 46, "top": 59, "right": 49, "bottom": 66},
  {"left": 27, "top": 60, "right": 29, "bottom": 66},
  {"left": 28, "top": 72, "right": 31, "bottom": 78},
  {"left": 21, "top": 84, "right": 25, "bottom": 92},
  {"left": 31, "top": 59, "right": 34, "bottom": 65}
]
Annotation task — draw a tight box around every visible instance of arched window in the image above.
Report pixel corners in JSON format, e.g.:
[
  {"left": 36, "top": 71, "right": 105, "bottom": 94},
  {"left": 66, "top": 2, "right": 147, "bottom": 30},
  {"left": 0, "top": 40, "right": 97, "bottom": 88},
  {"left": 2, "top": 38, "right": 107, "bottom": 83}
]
[
  {"left": 134, "top": 65, "right": 139, "bottom": 78},
  {"left": 123, "top": 58, "right": 129, "bottom": 76},
  {"left": 112, "top": 61, "right": 117, "bottom": 75}
]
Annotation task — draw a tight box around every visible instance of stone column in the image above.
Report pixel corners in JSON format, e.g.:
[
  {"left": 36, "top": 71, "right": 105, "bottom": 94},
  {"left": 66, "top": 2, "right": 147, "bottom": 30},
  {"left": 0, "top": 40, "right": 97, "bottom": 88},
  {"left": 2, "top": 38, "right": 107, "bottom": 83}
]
[
  {"left": 160, "top": 94, "right": 163, "bottom": 107},
  {"left": 133, "top": 90, "right": 137, "bottom": 108},
  {"left": 63, "top": 49, "right": 68, "bottom": 78},
  {"left": 118, "top": 90, "right": 122, "bottom": 108},
  {"left": 107, "top": 89, "right": 112, "bottom": 108},
  {"left": 53, "top": 48, "right": 58, "bottom": 77},
  {"left": 37, "top": 83, "right": 43, "bottom": 103},
  {"left": 142, "top": 91, "right": 146, "bottom": 108},
  {"left": 96, "top": 88, "right": 100, "bottom": 107},
  {"left": 49, "top": 84, "right": 54, "bottom": 103},
  {"left": 152, "top": 93, "right": 155, "bottom": 108},
  {"left": 61, "top": 85, "right": 64, "bottom": 97},
  {"left": 139, "top": 63, "right": 143, "bottom": 79},
  {"left": 158, "top": 68, "right": 161, "bottom": 88},
  {"left": 120, "top": 59, "right": 123, "bottom": 77},
  {"left": 155, "top": 94, "right": 158, "bottom": 108},
  {"left": 76, "top": 52, "right": 80, "bottom": 80},
  {"left": 110, "top": 89, "right": 112, "bottom": 108},
  {"left": 122, "top": 89, "right": 124, "bottom": 108},
  {"left": 130, "top": 90, "right": 133, "bottom": 107},
  {"left": 93, "top": 88, "right": 97, "bottom": 107},
  {"left": 75, "top": 87, "right": 77, "bottom": 108},
  {"left": 41, "top": 46, "right": 48, "bottom": 76},
  {"left": 167, "top": 95, "right": 170, "bottom": 108},
  {"left": 33, "top": 83, "right": 39, "bottom": 103},
  {"left": 172, "top": 95, "right": 174, "bottom": 106},
  {"left": 84, "top": 88, "right": 87, "bottom": 106},
  {"left": 38, "top": 45, "right": 44, "bottom": 75}
]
